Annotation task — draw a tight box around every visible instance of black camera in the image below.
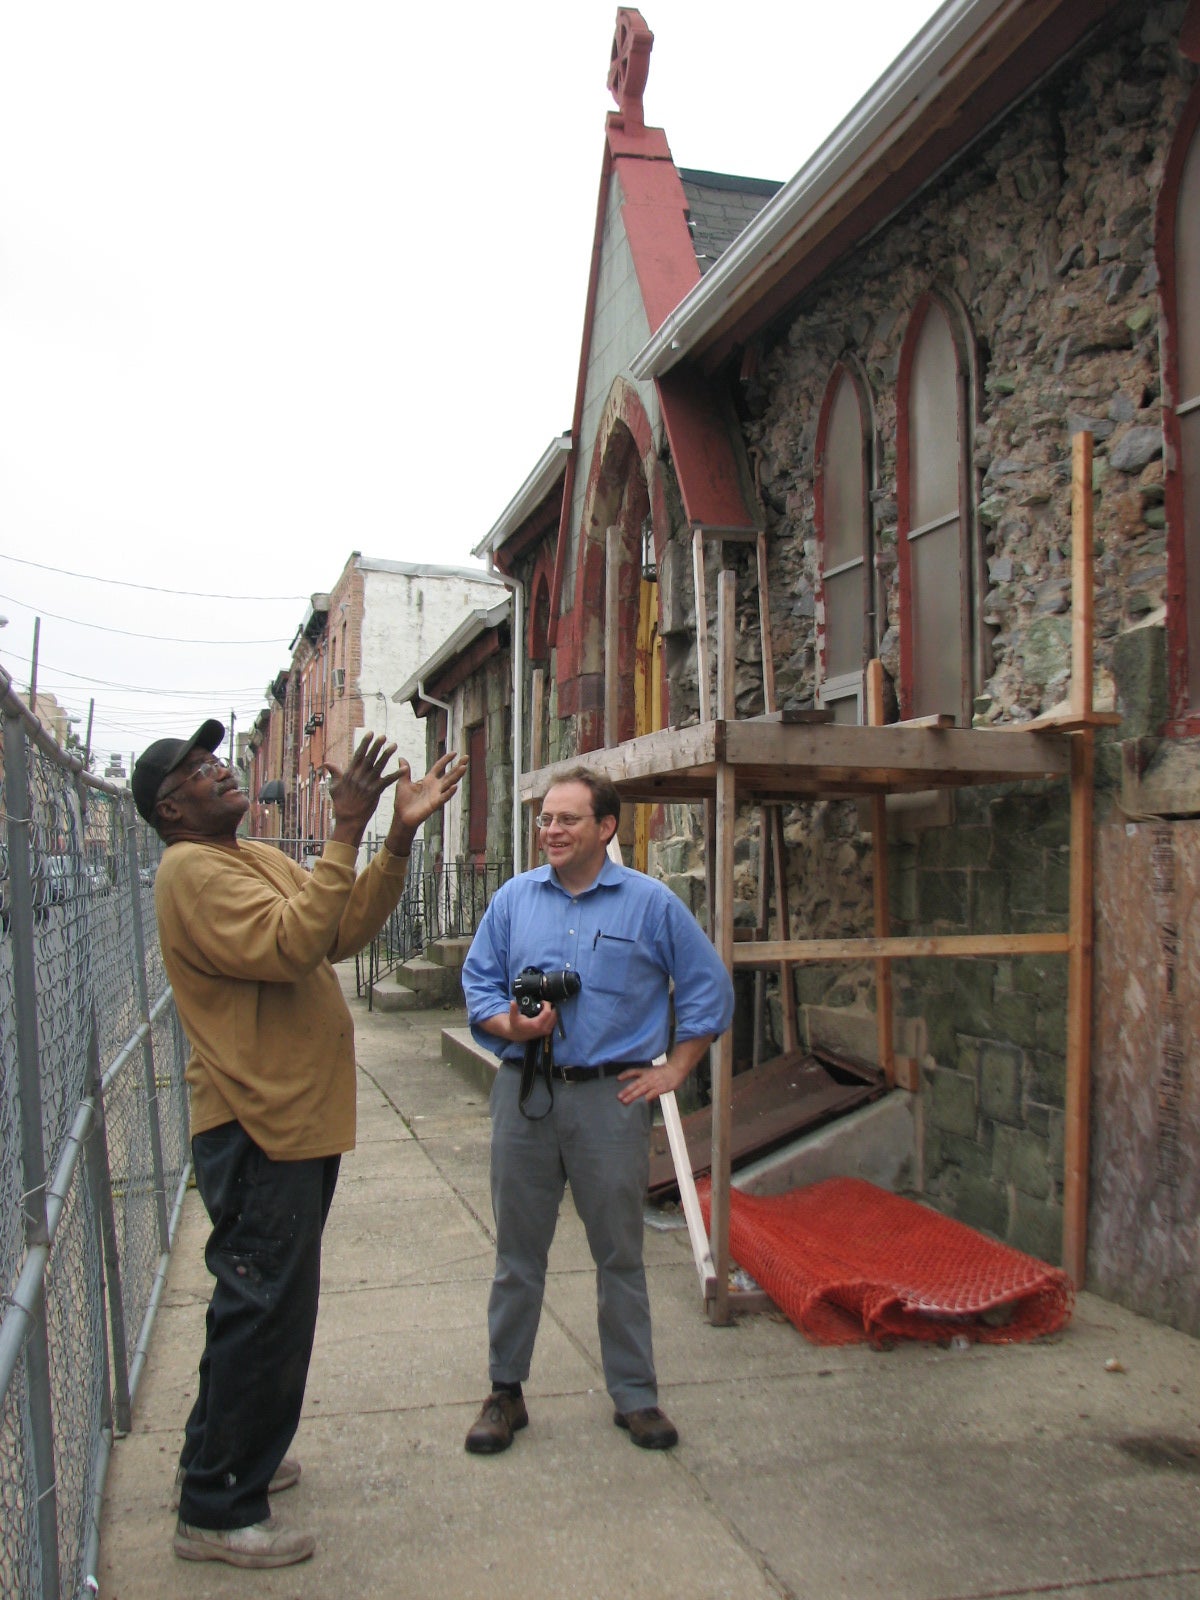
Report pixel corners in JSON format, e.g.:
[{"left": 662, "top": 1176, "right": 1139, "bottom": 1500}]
[{"left": 513, "top": 966, "right": 582, "bottom": 1017}]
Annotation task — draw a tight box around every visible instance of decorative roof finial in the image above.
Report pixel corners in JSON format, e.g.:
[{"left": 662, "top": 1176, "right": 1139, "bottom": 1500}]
[{"left": 607, "top": 9, "right": 654, "bottom": 129}]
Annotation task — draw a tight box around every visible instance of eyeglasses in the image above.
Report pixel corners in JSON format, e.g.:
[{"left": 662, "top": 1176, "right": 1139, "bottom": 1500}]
[
  {"left": 535, "top": 811, "right": 595, "bottom": 830},
  {"left": 157, "top": 759, "right": 226, "bottom": 804}
]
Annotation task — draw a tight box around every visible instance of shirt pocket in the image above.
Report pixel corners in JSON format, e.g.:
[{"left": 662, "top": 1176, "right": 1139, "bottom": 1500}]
[{"left": 588, "top": 932, "right": 637, "bottom": 995}]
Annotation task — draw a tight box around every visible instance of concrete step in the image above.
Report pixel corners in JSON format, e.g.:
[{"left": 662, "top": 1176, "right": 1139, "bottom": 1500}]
[
  {"left": 400, "top": 955, "right": 465, "bottom": 1005},
  {"left": 369, "top": 983, "right": 420, "bottom": 1013},
  {"left": 365, "top": 954, "right": 466, "bottom": 1013},
  {"left": 442, "top": 1026, "right": 499, "bottom": 1095},
  {"left": 424, "top": 936, "right": 472, "bottom": 970}
]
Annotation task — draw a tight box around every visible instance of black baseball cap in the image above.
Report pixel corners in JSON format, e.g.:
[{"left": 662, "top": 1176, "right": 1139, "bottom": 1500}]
[{"left": 132, "top": 719, "right": 225, "bottom": 824}]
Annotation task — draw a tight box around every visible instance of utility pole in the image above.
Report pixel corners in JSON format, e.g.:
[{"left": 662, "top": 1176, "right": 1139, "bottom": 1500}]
[{"left": 29, "top": 616, "right": 40, "bottom": 714}]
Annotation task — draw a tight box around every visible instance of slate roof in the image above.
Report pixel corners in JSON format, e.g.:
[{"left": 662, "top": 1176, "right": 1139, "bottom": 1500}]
[{"left": 679, "top": 168, "right": 784, "bottom": 276}]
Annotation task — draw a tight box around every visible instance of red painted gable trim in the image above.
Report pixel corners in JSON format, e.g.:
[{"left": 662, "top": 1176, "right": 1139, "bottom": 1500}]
[
  {"left": 611, "top": 135, "right": 699, "bottom": 334},
  {"left": 548, "top": 142, "right": 612, "bottom": 651},
  {"left": 550, "top": 112, "right": 759, "bottom": 641},
  {"left": 656, "top": 366, "right": 758, "bottom": 531}
]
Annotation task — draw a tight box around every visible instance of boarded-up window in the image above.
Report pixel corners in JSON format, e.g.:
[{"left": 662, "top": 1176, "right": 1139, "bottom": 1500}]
[
  {"left": 907, "top": 301, "right": 967, "bottom": 721},
  {"left": 1179, "top": 126, "right": 1200, "bottom": 707},
  {"left": 818, "top": 367, "right": 872, "bottom": 723},
  {"left": 467, "top": 724, "right": 487, "bottom": 856}
]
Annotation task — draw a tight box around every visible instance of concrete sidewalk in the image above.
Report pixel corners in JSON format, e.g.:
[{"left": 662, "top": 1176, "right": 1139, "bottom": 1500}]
[{"left": 98, "top": 976, "right": 1200, "bottom": 1599}]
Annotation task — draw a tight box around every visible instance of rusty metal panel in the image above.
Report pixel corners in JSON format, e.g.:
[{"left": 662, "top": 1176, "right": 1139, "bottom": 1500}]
[{"left": 1090, "top": 820, "right": 1200, "bottom": 1333}]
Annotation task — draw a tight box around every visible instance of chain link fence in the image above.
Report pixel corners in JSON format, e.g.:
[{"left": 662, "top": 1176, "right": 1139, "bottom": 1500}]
[{"left": 1, "top": 668, "right": 188, "bottom": 1600}]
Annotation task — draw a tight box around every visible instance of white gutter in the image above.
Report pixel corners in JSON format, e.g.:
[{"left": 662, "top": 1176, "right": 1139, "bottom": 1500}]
[
  {"left": 629, "top": 0, "right": 1017, "bottom": 379},
  {"left": 472, "top": 433, "right": 571, "bottom": 560},
  {"left": 416, "top": 680, "right": 454, "bottom": 754}
]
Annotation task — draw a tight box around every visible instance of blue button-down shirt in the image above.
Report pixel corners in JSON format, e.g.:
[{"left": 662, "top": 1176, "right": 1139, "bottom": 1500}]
[{"left": 462, "top": 858, "right": 735, "bottom": 1066}]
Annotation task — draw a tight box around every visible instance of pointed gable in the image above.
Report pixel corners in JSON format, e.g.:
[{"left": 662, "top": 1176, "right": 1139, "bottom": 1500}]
[{"left": 549, "top": 8, "right": 773, "bottom": 643}]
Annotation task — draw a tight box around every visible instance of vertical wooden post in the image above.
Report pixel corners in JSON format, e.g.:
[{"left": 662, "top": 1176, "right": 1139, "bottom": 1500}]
[
  {"left": 753, "top": 803, "right": 769, "bottom": 1069},
  {"left": 1062, "top": 730, "right": 1095, "bottom": 1286},
  {"left": 693, "top": 529, "right": 711, "bottom": 722},
  {"left": 756, "top": 532, "right": 776, "bottom": 715},
  {"left": 771, "top": 806, "right": 799, "bottom": 1052},
  {"left": 527, "top": 667, "right": 545, "bottom": 867},
  {"left": 706, "top": 567, "right": 739, "bottom": 1322},
  {"left": 716, "top": 570, "right": 736, "bottom": 721},
  {"left": 866, "top": 660, "right": 896, "bottom": 1088},
  {"left": 1063, "top": 429, "right": 1096, "bottom": 1286},
  {"left": 1071, "top": 431, "right": 1094, "bottom": 719},
  {"left": 709, "top": 754, "right": 736, "bottom": 1325},
  {"left": 605, "top": 526, "right": 621, "bottom": 747}
]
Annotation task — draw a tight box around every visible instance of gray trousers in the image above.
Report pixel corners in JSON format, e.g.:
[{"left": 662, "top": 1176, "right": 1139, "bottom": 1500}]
[{"left": 487, "top": 1063, "right": 657, "bottom": 1413}]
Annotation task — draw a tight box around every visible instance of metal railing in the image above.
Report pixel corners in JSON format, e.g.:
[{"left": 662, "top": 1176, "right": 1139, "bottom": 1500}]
[
  {"left": 1, "top": 667, "right": 189, "bottom": 1600},
  {"left": 355, "top": 847, "right": 511, "bottom": 1007}
]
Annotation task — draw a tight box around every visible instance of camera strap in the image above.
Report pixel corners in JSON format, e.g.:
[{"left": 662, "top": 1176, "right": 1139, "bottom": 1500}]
[{"left": 518, "top": 1033, "right": 555, "bottom": 1121}]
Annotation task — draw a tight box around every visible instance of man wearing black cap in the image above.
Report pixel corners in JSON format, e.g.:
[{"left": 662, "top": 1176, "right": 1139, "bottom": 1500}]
[{"left": 133, "top": 719, "right": 465, "bottom": 1569}]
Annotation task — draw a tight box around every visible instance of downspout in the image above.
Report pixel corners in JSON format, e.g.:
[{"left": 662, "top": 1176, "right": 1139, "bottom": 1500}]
[
  {"left": 481, "top": 567, "right": 523, "bottom": 875},
  {"left": 417, "top": 681, "right": 454, "bottom": 756}
]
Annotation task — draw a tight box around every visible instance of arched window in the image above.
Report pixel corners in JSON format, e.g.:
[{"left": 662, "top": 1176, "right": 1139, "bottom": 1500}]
[
  {"left": 816, "top": 363, "right": 875, "bottom": 723},
  {"left": 898, "top": 295, "right": 979, "bottom": 723},
  {"left": 1161, "top": 88, "right": 1200, "bottom": 718}
]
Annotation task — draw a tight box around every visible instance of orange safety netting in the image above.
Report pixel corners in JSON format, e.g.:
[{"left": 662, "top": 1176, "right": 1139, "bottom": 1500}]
[{"left": 697, "top": 1176, "right": 1074, "bottom": 1347}]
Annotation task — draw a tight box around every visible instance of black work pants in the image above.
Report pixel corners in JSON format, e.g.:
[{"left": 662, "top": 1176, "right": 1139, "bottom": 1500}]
[{"left": 177, "top": 1121, "right": 339, "bottom": 1530}]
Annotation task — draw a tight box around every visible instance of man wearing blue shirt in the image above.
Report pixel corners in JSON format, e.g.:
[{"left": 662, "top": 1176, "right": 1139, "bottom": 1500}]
[{"left": 461, "top": 767, "right": 734, "bottom": 1454}]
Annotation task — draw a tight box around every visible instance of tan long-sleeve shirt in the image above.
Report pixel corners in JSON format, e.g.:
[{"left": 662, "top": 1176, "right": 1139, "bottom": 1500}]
[{"left": 154, "top": 837, "right": 410, "bottom": 1159}]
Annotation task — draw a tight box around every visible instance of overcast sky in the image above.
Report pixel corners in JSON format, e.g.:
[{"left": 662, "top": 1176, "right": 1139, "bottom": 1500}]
[{"left": 0, "top": 0, "right": 944, "bottom": 767}]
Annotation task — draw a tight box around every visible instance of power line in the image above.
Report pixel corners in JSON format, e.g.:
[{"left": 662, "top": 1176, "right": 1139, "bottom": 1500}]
[
  {"left": 0, "top": 551, "right": 307, "bottom": 602},
  {"left": 0, "top": 652, "right": 275, "bottom": 697},
  {"left": 0, "top": 592, "right": 289, "bottom": 645}
]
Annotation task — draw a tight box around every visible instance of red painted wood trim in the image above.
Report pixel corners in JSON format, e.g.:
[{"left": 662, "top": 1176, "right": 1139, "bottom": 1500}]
[
  {"left": 613, "top": 150, "right": 699, "bottom": 334},
  {"left": 548, "top": 143, "right": 613, "bottom": 651},
  {"left": 655, "top": 367, "right": 757, "bottom": 530}
]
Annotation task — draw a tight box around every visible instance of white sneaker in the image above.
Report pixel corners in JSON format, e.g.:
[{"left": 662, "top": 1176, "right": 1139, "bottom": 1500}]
[
  {"left": 170, "top": 1454, "right": 301, "bottom": 1511},
  {"left": 173, "top": 1514, "right": 315, "bottom": 1568}
]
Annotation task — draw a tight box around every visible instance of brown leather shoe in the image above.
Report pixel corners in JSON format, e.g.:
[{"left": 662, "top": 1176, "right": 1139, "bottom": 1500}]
[
  {"left": 173, "top": 1514, "right": 314, "bottom": 1568},
  {"left": 465, "top": 1392, "right": 529, "bottom": 1454},
  {"left": 614, "top": 1405, "right": 679, "bottom": 1449}
]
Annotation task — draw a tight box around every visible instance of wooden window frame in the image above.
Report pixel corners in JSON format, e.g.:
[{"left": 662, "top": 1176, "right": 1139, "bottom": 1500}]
[
  {"left": 815, "top": 360, "right": 877, "bottom": 724},
  {"left": 895, "top": 291, "right": 984, "bottom": 725}
]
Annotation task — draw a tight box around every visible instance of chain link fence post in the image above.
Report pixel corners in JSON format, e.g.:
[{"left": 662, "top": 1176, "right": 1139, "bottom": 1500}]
[
  {"left": 3, "top": 704, "right": 61, "bottom": 1600},
  {"left": 122, "top": 810, "right": 170, "bottom": 1255}
]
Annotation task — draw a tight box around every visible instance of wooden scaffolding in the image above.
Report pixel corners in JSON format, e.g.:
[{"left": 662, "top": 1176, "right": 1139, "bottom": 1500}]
[{"left": 519, "top": 433, "right": 1111, "bottom": 1323}]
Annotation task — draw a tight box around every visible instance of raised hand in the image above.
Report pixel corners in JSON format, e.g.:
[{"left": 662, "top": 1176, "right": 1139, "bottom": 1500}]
[
  {"left": 323, "top": 735, "right": 401, "bottom": 846},
  {"left": 385, "top": 750, "right": 469, "bottom": 853}
]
